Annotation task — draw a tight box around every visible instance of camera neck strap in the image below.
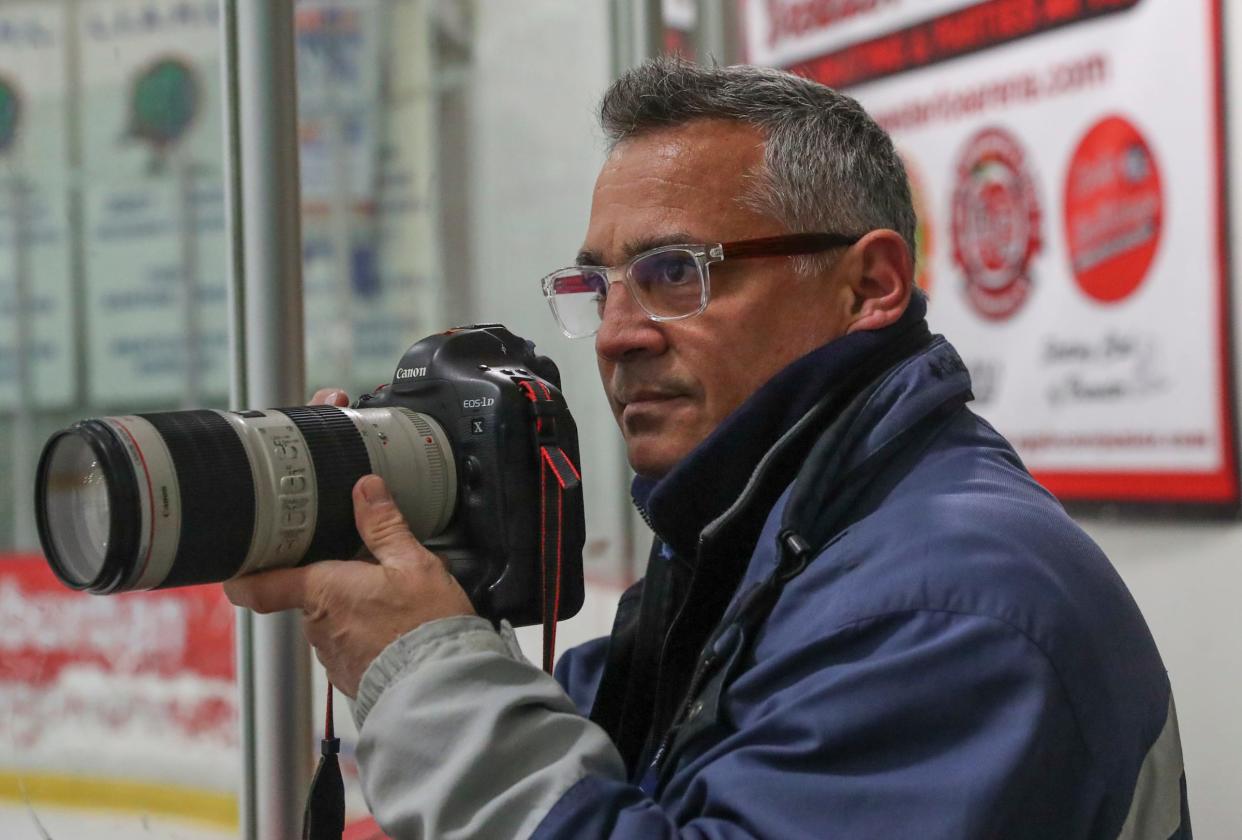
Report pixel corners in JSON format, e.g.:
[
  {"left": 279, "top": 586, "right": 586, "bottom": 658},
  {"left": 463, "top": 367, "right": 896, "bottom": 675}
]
[
  {"left": 303, "top": 684, "right": 345, "bottom": 840},
  {"left": 519, "top": 379, "right": 583, "bottom": 674}
]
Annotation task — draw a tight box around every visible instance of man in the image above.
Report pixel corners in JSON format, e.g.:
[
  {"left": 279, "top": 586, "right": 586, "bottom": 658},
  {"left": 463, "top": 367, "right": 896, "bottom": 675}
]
[{"left": 227, "top": 59, "right": 1189, "bottom": 839}]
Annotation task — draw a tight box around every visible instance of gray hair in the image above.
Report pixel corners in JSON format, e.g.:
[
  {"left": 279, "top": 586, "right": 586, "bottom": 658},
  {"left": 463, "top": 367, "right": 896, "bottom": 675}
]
[{"left": 598, "top": 58, "right": 916, "bottom": 269}]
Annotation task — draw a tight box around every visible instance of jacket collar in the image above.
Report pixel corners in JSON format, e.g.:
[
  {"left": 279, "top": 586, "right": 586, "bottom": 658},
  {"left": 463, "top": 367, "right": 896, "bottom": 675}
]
[{"left": 632, "top": 293, "right": 932, "bottom": 560}]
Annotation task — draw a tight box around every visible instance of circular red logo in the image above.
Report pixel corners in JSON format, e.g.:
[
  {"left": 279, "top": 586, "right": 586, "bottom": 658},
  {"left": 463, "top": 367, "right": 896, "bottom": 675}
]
[
  {"left": 951, "top": 127, "right": 1043, "bottom": 320},
  {"left": 1063, "top": 115, "right": 1163, "bottom": 304}
]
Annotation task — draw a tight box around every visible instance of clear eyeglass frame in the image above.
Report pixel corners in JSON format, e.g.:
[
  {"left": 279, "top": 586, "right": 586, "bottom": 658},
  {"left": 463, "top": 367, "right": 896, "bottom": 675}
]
[{"left": 539, "top": 232, "right": 862, "bottom": 339}]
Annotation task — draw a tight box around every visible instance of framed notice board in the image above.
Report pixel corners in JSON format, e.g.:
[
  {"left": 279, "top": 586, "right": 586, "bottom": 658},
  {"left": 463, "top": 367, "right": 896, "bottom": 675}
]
[{"left": 746, "top": 0, "right": 1238, "bottom": 513}]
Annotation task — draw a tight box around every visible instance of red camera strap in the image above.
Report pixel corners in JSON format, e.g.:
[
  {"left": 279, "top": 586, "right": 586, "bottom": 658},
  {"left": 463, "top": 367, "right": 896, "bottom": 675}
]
[{"left": 519, "top": 380, "right": 582, "bottom": 674}]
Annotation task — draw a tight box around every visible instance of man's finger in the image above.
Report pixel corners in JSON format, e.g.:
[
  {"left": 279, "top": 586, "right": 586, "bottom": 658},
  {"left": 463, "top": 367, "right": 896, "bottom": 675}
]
[
  {"left": 354, "top": 475, "right": 430, "bottom": 567},
  {"left": 223, "top": 564, "right": 318, "bottom": 613},
  {"left": 310, "top": 387, "right": 350, "bottom": 406}
]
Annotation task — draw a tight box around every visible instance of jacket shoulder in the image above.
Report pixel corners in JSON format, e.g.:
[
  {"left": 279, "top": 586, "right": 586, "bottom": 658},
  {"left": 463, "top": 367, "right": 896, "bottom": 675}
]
[{"left": 761, "top": 404, "right": 1170, "bottom": 786}]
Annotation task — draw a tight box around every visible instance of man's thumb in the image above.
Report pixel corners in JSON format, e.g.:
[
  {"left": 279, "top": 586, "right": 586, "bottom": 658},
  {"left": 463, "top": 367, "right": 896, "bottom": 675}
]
[{"left": 353, "top": 475, "right": 424, "bottom": 566}]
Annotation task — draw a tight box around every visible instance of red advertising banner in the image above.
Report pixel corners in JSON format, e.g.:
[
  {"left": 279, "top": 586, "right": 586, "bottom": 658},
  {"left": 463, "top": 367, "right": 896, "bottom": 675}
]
[
  {"left": 786, "top": 0, "right": 1141, "bottom": 89},
  {"left": 0, "top": 553, "right": 238, "bottom": 790},
  {"left": 747, "top": 0, "right": 1237, "bottom": 510},
  {"left": 1, "top": 554, "right": 385, "bottom": 833}
]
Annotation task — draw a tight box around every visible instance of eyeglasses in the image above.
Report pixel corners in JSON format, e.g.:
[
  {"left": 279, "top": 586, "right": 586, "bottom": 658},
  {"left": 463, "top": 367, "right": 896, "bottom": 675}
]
[{"left": 540, "top": 232, "right": 861, "bottom": 339}]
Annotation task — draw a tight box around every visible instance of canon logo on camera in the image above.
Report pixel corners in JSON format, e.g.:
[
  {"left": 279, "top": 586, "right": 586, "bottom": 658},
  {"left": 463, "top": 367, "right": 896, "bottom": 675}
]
[{"left": 396, "top": 366, "right": 428, "bottom": 380}]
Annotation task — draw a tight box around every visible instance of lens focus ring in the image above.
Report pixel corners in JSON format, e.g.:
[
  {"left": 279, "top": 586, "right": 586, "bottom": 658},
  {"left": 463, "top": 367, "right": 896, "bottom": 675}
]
[
  {"left": 139, "top": 410, "right": 256, "bottom": 588},
  {"left": 276, "top": 406, "right": 373, "bottom": 563}
]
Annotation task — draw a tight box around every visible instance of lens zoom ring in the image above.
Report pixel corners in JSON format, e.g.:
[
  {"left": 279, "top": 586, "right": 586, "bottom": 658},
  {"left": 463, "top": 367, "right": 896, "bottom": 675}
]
[
  {"left": 138, "top": 410, "right": 256, "bottom": 587},
  {"left": 276, "top": 406, "right": 372, "bottom": 563}
]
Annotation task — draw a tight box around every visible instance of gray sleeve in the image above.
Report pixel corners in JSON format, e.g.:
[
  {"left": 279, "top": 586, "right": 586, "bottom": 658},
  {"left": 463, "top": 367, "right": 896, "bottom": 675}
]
[{"left": 354, "top": 615, "right": 627, "bottom": 840}]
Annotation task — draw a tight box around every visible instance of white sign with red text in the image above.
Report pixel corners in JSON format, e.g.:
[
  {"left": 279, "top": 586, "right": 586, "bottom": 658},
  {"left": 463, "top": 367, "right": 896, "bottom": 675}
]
[
  {"left": 746, "top": 0, "right": 1236, "bottom": 508},
  {"left": 745, "top": 0, "right": 975, "bottom": 65}
]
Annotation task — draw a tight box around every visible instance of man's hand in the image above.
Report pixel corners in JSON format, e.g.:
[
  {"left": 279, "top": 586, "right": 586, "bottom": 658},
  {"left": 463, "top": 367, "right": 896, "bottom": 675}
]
[{"left": 223, "top": 388, "right": 475, "bottom": 697}]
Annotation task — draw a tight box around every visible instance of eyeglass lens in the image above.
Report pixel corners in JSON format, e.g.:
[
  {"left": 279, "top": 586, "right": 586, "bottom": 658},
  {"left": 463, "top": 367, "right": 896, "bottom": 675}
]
[
  {"left": 549, "top": 269, "right": 609, "bottom": 337},
  {"left": 629, "top": 250, "right": 703, "bottom": 316},
  {"left": 549, "top": 249, "right": 704, "bottom": 337}
]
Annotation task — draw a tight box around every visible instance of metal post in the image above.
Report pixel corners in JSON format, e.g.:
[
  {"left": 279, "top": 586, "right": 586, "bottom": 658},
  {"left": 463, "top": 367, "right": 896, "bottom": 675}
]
[
  {"left": 608, "top": 0, "right": 633, "bottom": 78},
  {"left": 327, "top": 44, "right": 355, "bottom": 386},
  {"left": 177, "top": 151, "right": 202, "bottom": 408},
  {"left": 607, "top": 0, "right": 666, "bottom": 581},
  {"left": 223, "top": 2, "right": 314, "bottom": 838},
  {"left": 637, "top": 0, "right": 665, "bottom": 61},
  {"left": 9, "top": 175, "right": 34, "bottom": 551},
  {"left": 219, "top": 3, "right": 255, "bottom": 837},
  {"left": 611, "top": 0, "right": 665, "bottom": 74},
  {"left": 694, "top": 0, "right": 743, "bottom": 65},
  {"left": 64, "top": 0, "right": 88, "bottom": 412}
]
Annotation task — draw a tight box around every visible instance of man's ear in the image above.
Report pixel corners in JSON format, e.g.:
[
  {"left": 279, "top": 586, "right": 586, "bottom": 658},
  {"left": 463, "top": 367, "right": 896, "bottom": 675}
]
[{"left": 843, "top": 229, "right": 914, "bottom": 334}]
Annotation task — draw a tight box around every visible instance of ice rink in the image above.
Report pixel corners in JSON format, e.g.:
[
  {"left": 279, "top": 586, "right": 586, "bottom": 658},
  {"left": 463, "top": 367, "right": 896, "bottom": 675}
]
[{"left": 2, "top": 803, "right": 235, "bottom": 839}]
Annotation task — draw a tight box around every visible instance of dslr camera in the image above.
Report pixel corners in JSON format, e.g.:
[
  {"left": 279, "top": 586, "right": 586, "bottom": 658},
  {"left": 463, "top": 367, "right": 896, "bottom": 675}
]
[{"left": 34, "top": 324, "right": 585, "bottom": 627}]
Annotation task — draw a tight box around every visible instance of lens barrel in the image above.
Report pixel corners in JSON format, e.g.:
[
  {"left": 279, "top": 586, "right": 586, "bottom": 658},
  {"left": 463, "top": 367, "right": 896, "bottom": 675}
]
[{"left": 35, "top": 406, "right": 456, "bottom": 593}]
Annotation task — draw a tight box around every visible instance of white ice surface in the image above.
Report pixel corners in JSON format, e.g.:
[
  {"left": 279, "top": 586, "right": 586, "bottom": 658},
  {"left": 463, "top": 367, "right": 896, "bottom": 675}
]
[
  {"left": 2, "top": 667, "right": 237, "bottom": 790},
  {"left": 1, "top": 803, "right": 235, "bottom": 839}
]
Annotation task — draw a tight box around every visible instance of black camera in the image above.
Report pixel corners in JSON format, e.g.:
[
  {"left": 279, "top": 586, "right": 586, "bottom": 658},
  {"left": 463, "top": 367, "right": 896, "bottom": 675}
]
[{"left": 34, "top": 324, "right": 585, "bottom": 627}]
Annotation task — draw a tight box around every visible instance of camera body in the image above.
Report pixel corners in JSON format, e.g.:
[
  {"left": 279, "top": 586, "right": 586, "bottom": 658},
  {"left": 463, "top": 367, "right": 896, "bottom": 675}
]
[{"left": 361, "top": 324, "right": 585, "bottom": 626}]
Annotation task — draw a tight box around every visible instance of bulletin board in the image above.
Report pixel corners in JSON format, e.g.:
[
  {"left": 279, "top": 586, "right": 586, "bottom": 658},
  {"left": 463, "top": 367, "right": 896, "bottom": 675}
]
[{"left": 0, "top": 3, "right": 76, "bottom": 409}]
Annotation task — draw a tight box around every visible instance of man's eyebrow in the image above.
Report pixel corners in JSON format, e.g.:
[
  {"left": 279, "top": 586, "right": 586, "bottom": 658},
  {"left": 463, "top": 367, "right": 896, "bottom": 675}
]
[{"left": 576, "top": 232, "right": 698, "bottom": 266}]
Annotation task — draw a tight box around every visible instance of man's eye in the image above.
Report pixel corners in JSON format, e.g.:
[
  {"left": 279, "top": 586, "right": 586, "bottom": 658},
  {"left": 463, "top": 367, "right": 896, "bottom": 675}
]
[
  {"left": 661, "top": 259, "right": 691, "bottom": 285},
  {"left": 636, "top": 254, "right": 695, "bottom": 288}
]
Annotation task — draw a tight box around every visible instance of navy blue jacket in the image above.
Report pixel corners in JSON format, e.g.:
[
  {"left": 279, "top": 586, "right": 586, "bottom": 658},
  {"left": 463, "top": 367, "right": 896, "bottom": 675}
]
[{"left": 538, "top": 302, "right": 1189, "bottom": 839}]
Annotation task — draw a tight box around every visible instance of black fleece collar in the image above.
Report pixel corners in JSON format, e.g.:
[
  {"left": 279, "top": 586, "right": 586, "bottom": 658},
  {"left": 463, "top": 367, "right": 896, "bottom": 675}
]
[{"left": 631, "top": 293, "right": 930, "bottom": 560}]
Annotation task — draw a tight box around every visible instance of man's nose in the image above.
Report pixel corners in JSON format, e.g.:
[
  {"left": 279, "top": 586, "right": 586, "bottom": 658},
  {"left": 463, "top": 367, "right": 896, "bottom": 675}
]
[{"left": 595, "top": 279, "right": 667, "bottom": 362}]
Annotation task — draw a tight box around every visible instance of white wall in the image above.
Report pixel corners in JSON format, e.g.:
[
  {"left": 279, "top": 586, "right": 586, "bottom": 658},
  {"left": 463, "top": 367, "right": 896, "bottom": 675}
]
[{"left": 1089, "top": 523, "right": 1242, "bottom": 836}]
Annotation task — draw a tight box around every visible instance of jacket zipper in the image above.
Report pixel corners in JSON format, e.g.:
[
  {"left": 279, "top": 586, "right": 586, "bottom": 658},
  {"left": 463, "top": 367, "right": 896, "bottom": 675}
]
[
  {"left": 649, "top": 629, "right": 720, "bottom": 770},
  {"left": 649, "top": 530, "right": 815, "bottom": 775}
]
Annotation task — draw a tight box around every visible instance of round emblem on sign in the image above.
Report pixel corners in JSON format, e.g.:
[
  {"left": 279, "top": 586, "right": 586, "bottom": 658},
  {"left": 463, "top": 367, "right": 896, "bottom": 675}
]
[
  {"left": 1063, "top": 115, "right": 1163, "bottom": 304},
  {"left": 0, "top": 75, "right": 21, "bottom": 156},
  {"left": 951, "top": 127, "right": 1043, "bottom": 320},
  {"left": 128, "top": 57, "right": 199, "bottom": 150}
]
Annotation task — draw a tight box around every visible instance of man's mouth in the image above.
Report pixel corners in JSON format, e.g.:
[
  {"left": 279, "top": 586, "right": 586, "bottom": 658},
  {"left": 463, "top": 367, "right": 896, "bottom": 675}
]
[
  {"left": 620, "top": 390, "right": 683, "bottom": 406},
  {"left": 618, "top": 392, "right": 691, "bottom": 430}
]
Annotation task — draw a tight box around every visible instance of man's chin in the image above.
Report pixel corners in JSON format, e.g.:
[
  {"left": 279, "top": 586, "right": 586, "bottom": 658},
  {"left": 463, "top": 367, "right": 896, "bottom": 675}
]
[{"left": 625, "top": 437, "right": 691, "bottom": 480}]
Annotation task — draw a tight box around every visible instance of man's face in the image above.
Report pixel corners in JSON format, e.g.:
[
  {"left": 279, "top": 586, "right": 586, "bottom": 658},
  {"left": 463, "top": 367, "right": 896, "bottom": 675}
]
[{"left": 584, "top": 119, "right": 857, "bottom": 478}]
